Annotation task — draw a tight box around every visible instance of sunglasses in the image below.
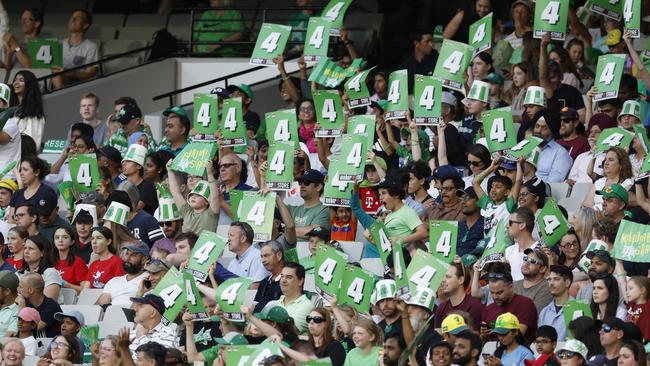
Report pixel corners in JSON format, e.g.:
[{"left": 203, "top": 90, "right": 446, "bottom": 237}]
[
  {"left": 508, "top": 219, "right": 522, "bottom": 226},
  {"left": 467, "top": 160, "right": 482, "bottom": 167},
  {"left": 522, "top": 255, "right": 540, "bottom": 265},
  {"left": 299, "top": 181, "right": 314, "bottom": 186},
  {"left": 557, "top": 351, "right": 576, "bottom": 359},
  {"left": 488, "top": 272, "right": 506, "bottom": 281},
  {"left": 162, "top": 221, "right": 176, "bottom": 227},
  {"left": 601, "top": 324, "right": 618, "bottom": 333},
  {"left": 306, "top": 316, "right": 325, "bottom": 324},
  {"left": 148, "top": 259, "right": 170, "bottom": 270}
]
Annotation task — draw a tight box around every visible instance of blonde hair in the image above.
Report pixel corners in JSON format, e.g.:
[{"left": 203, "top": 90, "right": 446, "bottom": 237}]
[{"left": 354, "top": 318, "right": 383, "bottom": 347}]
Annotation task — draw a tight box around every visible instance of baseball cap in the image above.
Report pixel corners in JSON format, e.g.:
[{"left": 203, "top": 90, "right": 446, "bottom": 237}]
[
  {"left": 499, "top": 159, "right": 516, "bottom": 171},
  {"left": 210, "top": 87, "right": 230, "bottom": 98},
  {"left": 491, "top": 312, "right": 520, "bottom": 334},
  {"left": 595, "top": 184, "right": 628, "bottom": 205},
  {"left": 523, "top": 248, "right": 549, "bottom": 267},
  {"left": 441, "top": 92, "right": 458, "bottom": 107},
  {"left": 116, "top": 103, "right": 142, "bottom": 124},
  {"left": 602, "top": 316, "right": 625, "bottom": 331},
  {"left": 433, "top": 165, "right": 460, "bottom": 180},
  {"left": 98, "top": 146, "right": 123, "bottom": 164},
  {"left": 557, "top": 339, "right": 588, "bottom": 361},
  {"left": 485, "top": 72, "right": 504, "bottom": 85},
  {"left": 306, "top": 226, "right": 330, "bottom": 242},
  {"left": 227, "top": 84, "right": 254, "bottom": 99},
  {"left": 34, "top": 186, "right": 58, "bottom": 217},
  {"left": 214, "top": 331, "right": 249, "bottom": 345},
  {"left": 18, "top": 307, "right": 41, "bottom": 323},
  {"left": 370, "top": 99, "right": 389, "bottom": 113},
  {"left": 0, "top": 270, "right": 19, "bottom": 293},
  {"left": 298, "top": 169, "right": 324, "bottom": 185},
  {"left": 586, "top": 249, "right": 616, "bottom": 267},
  {"left": 441, "top": 314, "right": 468, "bottom": 335},
  {"left": 456, "top": 187, "right": 477, "bottom": 199},
  {"left": 254, "top": 304, "right": 290, "bottom": 324},
  {"left": 144, "top": 259, "right": 170, "bottom": 273},
  {"left": 511, "top": 0, "right": 533, "bottom": 12},
  {"left": 367, "top": 156, "right": 387, "bottom": 171},
  {"left": 130, "top": 294, "right": 165, "bottom": 315},
  {"left": 560, "top": 107, "right": 579, "bottom": 121},
  {"left": 123, "top": 241, "right": 151, "bottom": 256},
  {"left": 377, "top": 177, "right": 401, "bottom": 190},
  {"left": 605, "top": 29, "right": 622, "bottom": 46},
  {"left": 461, "top": 253, "right": 478, "bottom": 268},
  {"left": 163, "top": 106, "right": 190, "bottom": 127},
  {"left": 0, "top": 179, "right": 17, "bottom": 193},
  {"left": 54, "top": 310, "right": 85, "bottom": 327}
]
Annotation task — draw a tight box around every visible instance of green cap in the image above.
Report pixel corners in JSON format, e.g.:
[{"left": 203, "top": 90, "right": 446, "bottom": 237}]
[
  {"left": 371, "top": 99, "right": 389, "bottom": 113},
  {"left": 254, "top": 304, "right": 289, "bottom": 324},
  {"left": 461, "top": 253, "right": 478, "bottom": 268},
  {"left": 214, "top": 331, "right": 249, "bottom": 345},
  {"left": 467, "top": 80, "right": 490, "bottom": 103},
  {"left": 595, "top": 184, "right": 628, "bottom": 205},
  {"left": 374, "top": 279, "right": 397, "bottom": 302},
  {"left": 366, "top": 156, "right": 387, "bottom": 171},
  {"left": 485, "top": 72, "right": 504, "bottom": 85},
  {"left": 228, "top": 84, "right": 254, "bottom": 99},
  {"left": 491, "top": 312, "right": 520, "bottom": 334},
  {"left": 163, "top": 106, "right": 189, "bottom": 120}
]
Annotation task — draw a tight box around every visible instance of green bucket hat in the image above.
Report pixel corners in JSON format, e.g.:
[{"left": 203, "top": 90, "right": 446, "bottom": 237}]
[
  {"left": 0, "top": 83, "right": 11, "bottom": 104},
  {"left": 523, "top": 86, "right": 546, "bottom": 107},
  {"left": 374, "top": 279, "right": 397, "bottom": 302},
  {"left": 618, "top": 100, "right": 642, "bottom": 121},
  {"left": 407, "top": 287, "right": 435, "bottom": 312},
  {"left": 189, "top": 180, "right": 211, "bottom": 201},
  {"left": 103, "top": 201, "right": 130, "bottom": 227},
  {"left": 467, "top": 80, "right": 490, "bottom": 104},
  {"left": 122, "top": 144, "right": 147, "bottom": 167}
]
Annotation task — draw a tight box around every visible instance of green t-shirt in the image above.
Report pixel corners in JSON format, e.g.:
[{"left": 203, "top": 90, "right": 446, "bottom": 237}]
[
  {"left": 383, "top": 204, "right": 423, "bottom": 240},
  {"left": 194, "top": 9, "right": 244, "bottom": 56},
  {"left": 288, "top": 203, "right": 331, "bottom": 231},
  {"left": 478, "top": 195, "right": 517, "bottom": 235},
  {"left": 181, "top": 202, "right": 219, "bottom": 234},
  {"left": 343, "top": 346, "right": 382, "bottom": 366}
]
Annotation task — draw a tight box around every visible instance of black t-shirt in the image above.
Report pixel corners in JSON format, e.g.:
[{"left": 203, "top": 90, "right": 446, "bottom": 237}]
[
  {"left": 442, "top": 123, "right": 467, "bottom": 167},
  {"left": 10, "top": 184, "right": 56, "bottom": 210},
  {"left": 127, "top": 210, "right": 164, "bottom": 248},
  {"left": 548, "top": 84, "right": 585, "bottom": 114},
  {"left": 415, "top": 323, "right": 443, "bottom": 366},
  {"left": 137, "top": 179, "right": 159, "bottom": 215},
  {"left": 373, "top": 125, "right": 401, "bottom": 170},
  {"left": 253, "top": 274, "right": 282, "bottom": 313},
  {"left": 399, "top": 52, "right": 439, "bottom": 92},
  {"left": 179, "top": 320, "right": 221, "bottom": 352},
  {"left": 244, "top": 110, "right": 261, "bottom": 133},
  {"left": 379, "top": 316, "right": 404, "bottom": 343},
  {"left": 27, "top": 296, "right": 62, "bottom": 338},
  {"left": 316, "top": 340, "right": 346, "bottom": 366}
]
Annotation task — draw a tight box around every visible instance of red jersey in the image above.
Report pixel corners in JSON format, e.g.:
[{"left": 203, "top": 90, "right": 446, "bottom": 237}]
[
  {"left": 626, "top": 302, "right": 650, "bottom": 342},
  {"left": 331, "top": 217, "right": 357, "bottom": 241},
  {"left": 359, "top": 186, "right": 381, "bottom": 214},
  {"left": 86, "top": 255, "right": 124, "bottom": 289},
  {"left": 6, "top": 257, "right": 22, "bottom": 271},
  {"left": 55, "top": 257, "right": 88, "bottom": 286}
]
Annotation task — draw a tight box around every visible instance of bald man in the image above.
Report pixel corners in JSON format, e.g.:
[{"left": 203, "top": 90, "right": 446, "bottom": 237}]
[
  {"left": 217, "top": 153, "right": 254, "bottom": 225},
  {"left": 17, "top": 273, "right": 62, "bottom": 338}
]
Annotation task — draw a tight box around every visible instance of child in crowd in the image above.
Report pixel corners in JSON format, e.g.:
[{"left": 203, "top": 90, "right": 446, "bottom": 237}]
[
  {"left": 530, "top": 326, "right": 558, "bottom": 363},
  {"left": 168, "top": 160, "right": 220, "bottom": 234},
  {"left": 330, "top": 207, "right": 356, "bottom": 242},
  {"left": 624, "top": 276, "right": 650, "bottom": 342},
  {"left": 17, "top": 307, "right": 39, "bottom": 355}
]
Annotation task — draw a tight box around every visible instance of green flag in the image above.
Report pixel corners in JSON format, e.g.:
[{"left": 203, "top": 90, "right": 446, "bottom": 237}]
[
  {"left": 314, "top": 244, "right": 347, "bottom": 301},
  {"left": 68, "top": 153, "right": 101, "bottom": 193},
  {"left": 433, "top": 39, "right": 474, "bottom": 92},
  {"left": 413, "top": 74, "right": 443, "bottom": 125},
  {"left": 309, "top": 58, "right": 348, "bottom": 88},
  {"left": 469, "top": 12, "right": 493, "bottom": 53},
  {"left": 313, "top": 89, "right": 344, "bottom": 137},
  {"left": 505, "top": 136, "right": 543, "bottom": 160},
  {"left": 634, "top": 124, "right": 650, "bottom": 154},
  {"left": 215, "top": 278, "right": 253, "bottom": 322},
  {"left": 186, "top": 231, "right": 226, "bottom": 282},
  {"left": 151, "top": 267, "right": 188, "bottom": 325},
  {"left": 183, "top": 272, "right": 209, "bottom": 320},
  {"left": 193, "top": 93, "right": 219, "bottom": 136},
  {"left": 250, "top": 23, "right": 292, "bottom": 66},
  {"left": 323, "top": 159, "right": 353, "bottom": 207},
  {"left": 370, "top": 220, "right": 393, "bottom": 275},
  {"left": 247, "top": 341, "right": 283, "bottom": 366},
  {"left": 321, "top": 0, "right": 353, "bottom": 35},
  {"left": 483, "top": 107, "right": 517, "bottom": 152},
  {"left": 537, "top": 198, "right": 569, "bottom": 247},
  {"left": 594, "top": 54, "right": 626, "bottom": 101},
  {"left": 43, "top": 140, "right": 67, "bottom": 154},
  {"left": 613, "top": 220, "right": 650, "bottom": 262},
  {"left": 338, "top": 134, "right": 368, "bottom": 182},
  {"left": 392, "top": 243, "right": 409, "bottom": 297},
  {"left": 595, "top": 127, "right": 634, "bottom": 152},
  {"left": 171, "top": 142, "right": 218, "bottom": 177},
  {"left": 303, "top": 17, "right": 331, "bottom": 62},
  {"left": 240, "top": 192, "right": 276, "bottom": 242},
  {"left": 28, "top": 39, "right": 62, "bottom": 68},
  {"left": 265, "top": 109, "right": 299, "bottom": 148},
  {"left": 589, "top": 0, "right": 623, "bottom": 20},
  {"left": 534, "top": 0, "right": 569, "bottom": 41},
  {"left": 338, "top": 265, "right": 375, "bottom": 313},
  {"left": 384, "top": 69, "right": 409, "bottom": 120},
  {"left": 58, "top": 181, "right": 75, "bottom": 211},
  {"left": 344, "top": 67, "right": 374, "bottom": 109},
  {"left": 406, "top": 249, "right": 449, "bottom": 294},
  {"left": 220, "top": 97, "right": 246, "bottom": 147},
  {"left": 564, "top": 300, "right": 592, "bottom": 338},
  {"left": 623, "top": 0, "right": 641, "bottom": 37},
  {"left": 429, "top": 221, "right": 458, "bottom": 264},
  {"left": 265, "top": 142, "right": 295, "bottom": 190},
  {"left": 637, "top": 153, "right": 650, "bottom": 179}
]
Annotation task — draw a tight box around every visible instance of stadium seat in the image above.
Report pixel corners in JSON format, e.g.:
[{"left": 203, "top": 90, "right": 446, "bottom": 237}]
[
  {"left": 304, "top": 274, "right": 316, "bottom": 293},
  {"left": 98, "top": 321, "right": 134, "bottom": 338},
  {"left": 478, "top": 341, "right": 497, "bottom": 366},
  {"left": 125, "top": 14, "right": 167, "bottom": 29},
  {"left": 60, "top": 288, "right": 77, "bottom": 305},
  {"left": 76, "top": 289, "right": 103, "bottom": 305},
  {"left": 102, "top": 305, "right": 130, "bottom": 323},
  {"left": 296, "top": 241, "right": 310, "bottom": 259},
  {"left": 569, "top": 182, "right": 593, "bottom": 203},
  {"left": 549, "top": 182, "right": 570, "bottom": 202},
  {"left": 61, "top": 305, "right": 102, "bottom": 325},
  {"left": 359, "top": 258, "right": 384, "bottom": 276},
  {"left": 339, "top": 241, "right": 363, "bottom": 263},
  {"left": 7, "top": 68, "right": 52, "bottom": 84},
  {"left": 218, "top": 256, "right": 233, "bottom": 268},
  {"left": 117, "top": 27, "right": 160, "bottom": 41}
]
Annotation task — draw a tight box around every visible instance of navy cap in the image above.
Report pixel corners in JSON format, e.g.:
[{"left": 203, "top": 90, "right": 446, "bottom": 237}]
[
  {"left": 560, "top": 107, "right": 579, "bottom": 121},
  {"left": 306, "top": 226, "right": 330, "bottom": 241},
  {"left": 123, "top": 241, "right": 150, "bottom": 256},
  {"left": 433, "top": 165, "right": 460, "bottom": 180},
  {"left": 116, "top": 103, "right": 142, "bottom": 124},
  {"left": 130, "top": 294, "right": 165, "bottom": 315},
  {"left": 98, "top": 146, "right": 123, "bottom": 164},
  {"left": 298, "top": 169, "right": 324, "bottom": 185},
  {"left": 210, "top": 87, "right": 230, "bottom": 98},
  {"left": 35, "top": 186, "right": 59, "bottom": 216}
]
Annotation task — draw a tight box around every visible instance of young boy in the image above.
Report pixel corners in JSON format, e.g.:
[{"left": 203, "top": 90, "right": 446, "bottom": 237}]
[
  {"left": 530, "top": 326, "right": 558, "bottom": 363},
  {"left": 168, "top": 160, "right": 220, "bottom": 234},
  {"left": 0, "top": 179, "right": 17, "bottom": 221},
  {"left": 473, "top": 155, "right": 522, "bottom": 235},
  {"left": 17, "top": 307, "right": 39, "bottom": 355},
  {"left": 461, "top": 80, "right": 491, "bottom": 145},
  {"left": 330, "top": 207, "right": 357, "bottom": 241},
  {"left": 358, "top": 153, "right": 386, "bottom": 214},
  {"left": 617, "top": 100, "right": 642, "bottom": 131}
]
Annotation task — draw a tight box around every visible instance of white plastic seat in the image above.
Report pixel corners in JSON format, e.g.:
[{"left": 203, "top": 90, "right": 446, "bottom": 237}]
[
  {"left": 549, "top": 182, "right": 570, "bottom": 202},
  {"left": 23, "top": 355, "right": 39, "bottom": 366},
  {"left": 76, "top": 289, "right": 104, "bottom": 305},
  {"left": 339, "top": 241, "right": 363, "bottom": 263},
  {"left": 304, "top": 274, "right": 316, "bottom": 293},
  {"left": 98, "top": 321, "right": 134, "bottom": 338},
  {"left": 359, "top": 258, "right": 384, "bottom": 276},
  {"left": 102, "top": 305, "right": 130, "bottom": 323},
  {"left": 60, "top": 305, "right": 102, "bottom": 325},
  {"left": 35, "top": 338, "right": 52, "bottom": 357},
  {"left": 296, "top": 241, "right": 310, "bottom": 259},
  {"left": 243, "top": 289, "right": 257, "bottom": 307},
  {"left": 570, "top": 182, "right": 593, "bottom": 203},
  {"left": 478, "top": 341, "right": 497, "bottom": 366},
  {"left": 60, "top": 288, "right": 77, "bottom": 305}
]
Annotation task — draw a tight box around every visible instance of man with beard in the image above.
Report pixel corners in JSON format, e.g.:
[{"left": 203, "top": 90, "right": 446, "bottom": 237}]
[
  {"left": 136, "top": 259, "right": 170, "bottom": 296},
  {"left": 375, "top": 279, "right": 414, "bottom": 345},
  {"left": 427, "top": 175, "right": 465, "bottom": 221},
  {"left": 538, "top": 265, "right": 573, "bottom": 341},
  {"left": 513, "top": 248, "right": 552, "bottom": 313},
  {"left": 456, "top": 188, "right": 484, "bottom": 257},
  {"left": 531, "top": 109, "right": 572, "bottom": 183},
  {"left": 434, "top": 262, "right": 483, "bottom": 331},
  {"left": 97, "top": 241, "right": 149, "bottom": 306},
  {"left": 453, "top": 330, "right": 482, "bottom": 366},
  {"left": 556, "top": 107, "right": 589, "bottom": 160},
  {"left": 576, "top": 248, "right": 620, "bottom": 303},
  {"left": 383, "top": 334, "right": 406, "bottom": 366}
]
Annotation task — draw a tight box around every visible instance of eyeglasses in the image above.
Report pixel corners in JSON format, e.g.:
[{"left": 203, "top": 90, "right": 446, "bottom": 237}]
[
  {"left": 522, "top": 255, "right": 540, "bottom": 265},
  {"left": 51, "top": 342, "right": 69, "bottom": 349},
  {"left": 560, "top": 119, "right": 573, "bottom": 124},
  {"left": 601, "top": 324, "right": 618, "bottom": 333},
  {"left": 299, "top": 181, "right": 314, "bottom": 187},
  {"left": 518, "top": 191, "right": 536, "bottom": 198},
  {"left": 467, "top": 160, "right": 482, "bottom": 167},
  {"left": 219, "top": 163, "right": 237, "bottom": 169},
  {"left": 488, "top": 272, "right": 506, "bottom": 281},
  {"left": 557, "top": 351, "right": 576, "bottom": 359},
  {"left": 162, "top": 221, "right": 176, "bottom": 227},
  {"left": 306, "top": 316, "right": 326, "bottom": 324},
  {"left": 508, "top": 220, "right": 522, "bottom": 226},
  {"left": 559, "top": 241, "right": 579, "bottom": 249},
  {"left": 440, "top": 186, "right": 456, "bottom": 192}
]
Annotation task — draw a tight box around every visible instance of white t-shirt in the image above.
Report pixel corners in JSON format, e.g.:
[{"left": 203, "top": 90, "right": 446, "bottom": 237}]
[
  {"left": 103, "top": 272, "right": 147, "bottom": 306},
  {"left": 21, "top": 336, "right": 37, "bottom": 356},
  {"left": 0, "top": 117, "right": 21, "bottom": 169}
]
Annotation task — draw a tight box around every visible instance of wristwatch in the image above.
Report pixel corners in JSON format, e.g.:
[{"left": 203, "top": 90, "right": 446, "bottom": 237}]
[{"left": 14, "top": 47, "right": 21, "bottom": 53}]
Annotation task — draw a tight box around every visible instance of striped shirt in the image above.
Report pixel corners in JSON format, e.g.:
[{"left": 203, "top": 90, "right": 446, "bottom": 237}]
[{"left": 129, "top": 321, "right": 178, "bottom": 355}]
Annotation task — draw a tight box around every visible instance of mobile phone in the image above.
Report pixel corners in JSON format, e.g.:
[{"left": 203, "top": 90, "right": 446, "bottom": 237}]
[
  {"left": 480, "top": 321, "right": 488, "bottom": 328},
  {"left": 143, "top": 280, "right": 152, "bottom": 288},
  {"left": 482, "top": 353, "right": 491, "bottom": 359}
]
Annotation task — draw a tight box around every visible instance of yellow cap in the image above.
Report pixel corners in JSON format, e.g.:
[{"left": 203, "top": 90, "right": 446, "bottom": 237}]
[
  {"left": 441, "top": 314, "right": 468, "bottom": 335},
  {"left": 605, "top": 29, "right": 622, "bottom": 46},
  {"left": 0, "top": 179, "right": 17, "bottom": 193},
  {"left": 491, "top": 312, "right": 520, "bottom": 334}
]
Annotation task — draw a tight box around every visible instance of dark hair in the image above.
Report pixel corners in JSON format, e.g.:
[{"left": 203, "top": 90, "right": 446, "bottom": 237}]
[
  {"left": 91, "top": 226, "right": 115, "bottom": 254},
  {"left": 134, "top": 342, "right": 166, "bottom": 366},
  {"left": 74, "top": 134, "right": 96, "bottom": 152},
  {"left": 284, "top": 261, "right": 306, "bottom": 281},
  {"left": 597, "top": 98, "right": 622, "bottom": 109},
  {"left": 494, "top": 329, "right": 531, "bottom": 358},
  {"left": 466, "top": 144, "right": 491, "bottom": 169},
  {"left": 15, "top": 204, "right": 38, "bottom": 220},
  {"left": 71, "top": 122, "right": 94, "bottom": 138},
  {"left": 473, "top": 52, "right": 494, "bottom": 73},
  {"left": 566, "top": 39, "right": 585, "bottom": 63},
  {"left": 105, "top": 190, "right": 132, "bottom": 211},
  {"left": 450, "top": 262, "right": 470, "bottom": 289},
  {"left": 569, "top": 316, "right": 604, "bottom": 358},
  {"left": 52, "top": 227, "right": 79, "bottom": 266},
  {"left": 487, "top": 175, "right": 513, "bottom": 191},
  {"left": 408, "top": 161, "right": 431, "bottom": 190},
  {"left": 231, "top": 221, "right": 254, "bottom": 244},
  {"left": 23, "top": 9, "right": 45, "bottom": 34},
  {"left": 20, "top": 235, "right": 54, "bottom": 274},
  {"left": 385, "top": 332, "right": 407, "bottom": 351},
  {"left": 455, "top": 330, "right": 482, "bottom": 360},
  {"left": 307, "top": 308, "right": 335, "bottom": 354},
  {"left": 175, "top": 232, "right": 198, "bottom": 248},
  {"left": 145, "top": 151, "right": 174, "bottom": 179},
  {"left": 442, "top": 176, "right": 464, "bottom": 191},
  {"left": 619, "top": 74, "right": 638, "bottom": 98},
  {"left": 14, "top": 71, "right": 44, "bottom": 119},
  {"left": 513, "top": 207, "right": 535, "bottom": 233},
  {"left": 549, "top": 264, "right": 573, "bottom": 284},
  {"left": 409, "top": 30, "right": 431, "bottom": 45},
  {"left": 21, "top": 135, "right": 37, "bottom": 159},
  {"left": 594, "top": 219, "right": 620, "bottom": 244},
  {"left": 621, "top": 341, "right": 646, "bottom": 364},
  {"left": 296, "top": 98, "right": 315, "bottom": 118},
  {"left": 558, "top": 228, "right": 580, "bottom": 268},
  {"left": 590, "top": 275, "right": 620, "bottom": 319},
  {"left": 114, "top": 96, "right": 136, "bottom": 106},
  {"left": 44, "top": 335, "right": 81, "bottom": 363},
  {"left": 548, "top": 46, "right": 583, "bottom": 88},
  {"left": 21, "top": 156, "right": 50, "bottom": 180}
]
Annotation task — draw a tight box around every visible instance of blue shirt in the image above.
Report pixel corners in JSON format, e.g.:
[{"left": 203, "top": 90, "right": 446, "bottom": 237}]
[
  {"left": 538, "top": 298, "right": 572, "bottom": 341},
  {"left": 226, "top": 245, "right": 270, "bottom": 281},
  {"left": 457, "top": 216, "right": 485, "bottom": 256},
  {"left": 500, "top": 345, "right": 534, "bottom": 366},
  {"left": 536, "top": 139, "right": 573, "bottom": 183}
]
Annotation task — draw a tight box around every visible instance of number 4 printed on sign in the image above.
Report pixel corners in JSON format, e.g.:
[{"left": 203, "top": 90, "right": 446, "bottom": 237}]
[
  {"left": 442, "top": 51, "right": 464, "bottom": 74},
  {"left": 387, "top": 80, "right": 400, "bottom": 104},
  {"left": 221, "top": 282, "right": 242, "bottom": 305},
  {"left": 541, "top": 1, "right": 561, "bottom": 24},
  {"left": 159, "top": 284, "right": 183, "bottom": 308},
  {"left": 543, "top": 215, "right": 560, "bottom": 235},
  {"left": 246, "top": 201, "right": 266, "bottom": 226},
  {"left": 261, "top": 32, "right": 281, "bottom": 53},
  {"left": 318, "top": 257, "right": 337, "bottom": 285},
  {"left": 599, "top": 62, "right": 616, "bottom": 85}
]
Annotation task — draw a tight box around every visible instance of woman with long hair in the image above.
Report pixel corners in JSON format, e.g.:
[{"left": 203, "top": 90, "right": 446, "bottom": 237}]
[
  {"left": 8, "top": 157, "right": 52, "bottom": 222},
  {"left": 143, "top": 150, "right": 173, "bottom": 183},
  {"left": 53, "top": 227, "right": 88, "bottom": 295},
  {"left": 103, "top": 220, "right": 137, "bottom": 253},
  {"left": 467, "top": 52, "right": 494, "bottom": 89},
  {"left": 568, "top": 316, "right": 604, "bottom": 359},
  {"left": 583, "top": 147, "right": 634, "bottom": 211},
  {"left": 567, "top": 38, "right": 595, "bottom": 80},
  {"left": 618, "top": 341, "right": 647, "bottom": 366},
  {"left": 20, "top": 235, "right": 61, "bottom": 302},
  {"left": 370, "top": 71, "right": 387, "bottom": 101},
  {"left": 306, "top": 308, "right": 345, "bottom": 366},
  {"left": 12, "top": 70, "right": 45, "bottom": 147},
  {"left": 6, "top": 227, "right": 28, "bottom": 271},
  {"left": 548, "top": 46, "right": 583, "bottom": 90},
  {"left": 39, "top": 334, "right": 82, "bottom": 365},
  {"left": 343, "top": 318, "right": 383, "bottom": 366},
  {"left": 569, "top": 207, "right": 597, "bottom": 252},
  {"left": 462, "top": 144, "right": 492, "bottom": 190},
  {"left": 80, "top": 227, "right": 124, "bottom": 290},
  {"left": 297, "top": 98, "right": 317, "bottom": 153},
  {"left": 556, "top": 229, "right": 581, "bottom": 269},
  {"left": 504, "top": 62, "right": 537, "bottom": 120},
  {"left": 590, "top": 275, "right": 627, "bottom": 320},
  {"left": 408, "top": 161, "right": 433, "bottom": 207}
]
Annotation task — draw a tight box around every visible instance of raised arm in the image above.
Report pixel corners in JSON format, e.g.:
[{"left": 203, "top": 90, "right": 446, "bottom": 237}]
[
  {"left": 375, "top": 116, "right": 393, "bottom": 156},
  {"left": 329, "top": 296, "right": 353, "bottom": 335},
  {"left": 182, "top": 313, "right": 206, "bottom": 363},
  {"left": 385, "top": 120, "right": 401, "bottom": 151},
  {"left": 206, "top": 161, "right": 222, "bottom": 214},
  {"left": 509, "top": 157, "right": 524, "bottom": 200},
  {"left": 473, "top": 156, "right": 500, "bottom": 200},
  {"left": 622, "top": 29, "right": 650, "bottom": 90},
  {"left": 276, "top": 194, "right": 297, "bottom": 246},
  {"left": 407, "top": 113, "right": 422, "bottom": 162},
  {"left": 567, "top": 7, "right": 592, "bottom": 48},
  {"left": 242, "top": 305, "right": 282, "bottom": 338},
  {"left": 437, "top": 122, "right": 449, "bottom": 166},
  {"left": 443, "top": 10, "right": 465, "bottom": 40},
  {"left": 166, "top": 160, "right": 187, "bottom": 210},
  {"left": 274, "top": 55, "right": 301, "bottom": 105},
  {"left": 538, "top": 33, "right": 554, "bottom": 98},
  {"left": 339, "top": 28, "right": 359, "bottom": 60}
]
